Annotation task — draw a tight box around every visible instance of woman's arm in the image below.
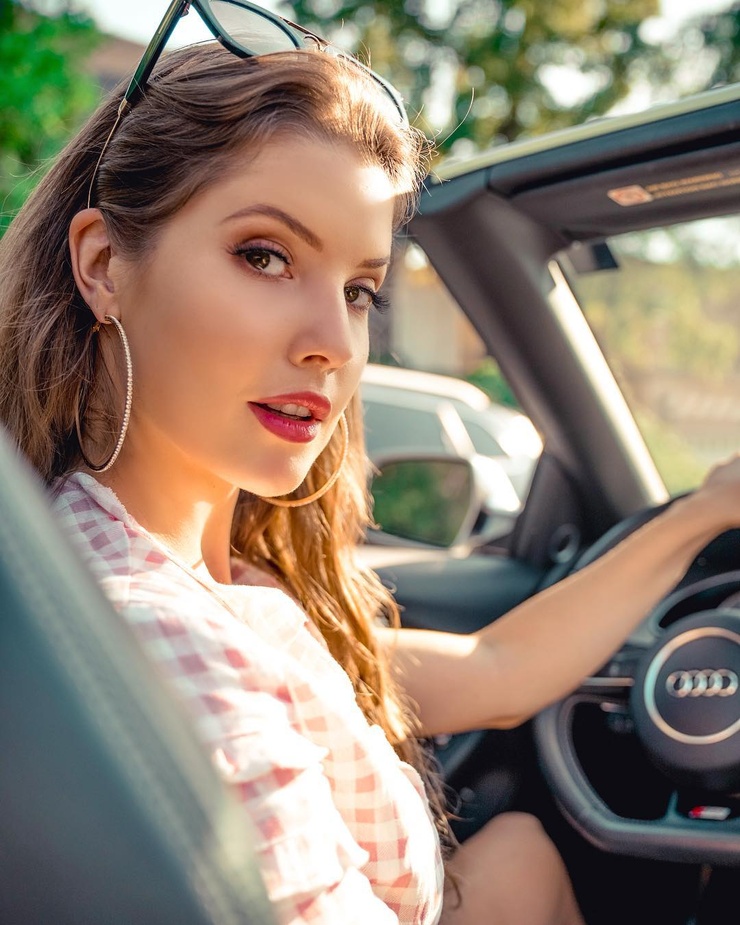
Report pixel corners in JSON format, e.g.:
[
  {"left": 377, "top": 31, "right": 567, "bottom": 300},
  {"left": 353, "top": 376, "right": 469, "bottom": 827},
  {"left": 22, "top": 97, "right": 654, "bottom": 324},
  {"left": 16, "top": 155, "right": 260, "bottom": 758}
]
[{"left": 378, "top": 456, "right": 740, "bottom": 737}]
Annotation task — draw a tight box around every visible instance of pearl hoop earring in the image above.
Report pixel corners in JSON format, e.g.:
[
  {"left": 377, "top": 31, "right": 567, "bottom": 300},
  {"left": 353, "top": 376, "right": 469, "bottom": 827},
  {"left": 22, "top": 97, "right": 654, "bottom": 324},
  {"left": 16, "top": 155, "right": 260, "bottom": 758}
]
[
  {"left": 74, "top": 315, "right": 133, "bottom": 473},
  {"left": 261, "top": 413, "right": 349, "bottom": 508}
]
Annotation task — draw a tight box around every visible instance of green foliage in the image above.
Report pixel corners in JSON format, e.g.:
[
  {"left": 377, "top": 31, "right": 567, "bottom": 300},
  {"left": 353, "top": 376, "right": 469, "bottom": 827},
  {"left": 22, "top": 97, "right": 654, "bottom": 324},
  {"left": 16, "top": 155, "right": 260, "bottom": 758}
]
[
  {"left": 465, "top": 357, "right": 519, "bottom": 409},
  {"left": 576, "top": 253, "right": 740, "bottom": 382},
  {"left": 0, "top": 0, "right": 101, "bottom": 235},
  {"left": 280, "top": 0, "right": 660, "bottom": 151},
  {"left": 371, "top": 458, "right": 473, "bottom": 545},
  {"left": 281, "top": 1, "right": 740, "bottom": 157},
  {"left": 575, "top": 229, "right": 740, "bottom": 494},
  {"left": 633, "top": 408, "right": 705, "bottom": 496},
  {"left": 639, "top": 2, "right": 740, "bottom": 96},
  {"left": 698, "top": 1, "right": 740, "bottom": 87}
]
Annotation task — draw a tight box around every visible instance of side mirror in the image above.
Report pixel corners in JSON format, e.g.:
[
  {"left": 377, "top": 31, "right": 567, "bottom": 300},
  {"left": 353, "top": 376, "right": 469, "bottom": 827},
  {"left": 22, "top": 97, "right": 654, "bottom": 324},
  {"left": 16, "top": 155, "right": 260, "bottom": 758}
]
[
  {"left": 369, "top": 455, "right": 477, "bottom": 548},
  {"left": 367, "top": 453, "right": 522, "bottom": 549}
]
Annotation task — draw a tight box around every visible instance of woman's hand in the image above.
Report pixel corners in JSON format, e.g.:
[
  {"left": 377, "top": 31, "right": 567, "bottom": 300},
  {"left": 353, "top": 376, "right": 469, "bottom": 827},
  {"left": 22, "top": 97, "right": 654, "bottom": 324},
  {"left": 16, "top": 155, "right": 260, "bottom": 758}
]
[
  {"left": 700, "top": 452, "right": 740, "bottom": 495},
  {"left": 668, "top": 451, "right": 740, "bottom": 541},
  {"left": 380, "top": 451, "right": 740, "bottom": 736}
]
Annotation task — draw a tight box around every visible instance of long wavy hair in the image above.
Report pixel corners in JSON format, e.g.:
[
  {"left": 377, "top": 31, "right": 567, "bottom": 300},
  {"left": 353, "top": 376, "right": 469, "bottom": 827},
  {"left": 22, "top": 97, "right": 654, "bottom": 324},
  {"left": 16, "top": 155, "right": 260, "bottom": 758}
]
[{"left": 0, "top": 43, "right": 455, "bottom": 856}]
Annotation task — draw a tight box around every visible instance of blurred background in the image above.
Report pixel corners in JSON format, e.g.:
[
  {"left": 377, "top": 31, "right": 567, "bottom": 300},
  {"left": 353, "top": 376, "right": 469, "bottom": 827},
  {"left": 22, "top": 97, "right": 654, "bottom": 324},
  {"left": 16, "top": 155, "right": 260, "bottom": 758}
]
[
  {"left": 2, "top": 0, "right": 740, "bottom": 496},
  {"left": 2, "top": 0, "right": 739, "bottom": 234}
]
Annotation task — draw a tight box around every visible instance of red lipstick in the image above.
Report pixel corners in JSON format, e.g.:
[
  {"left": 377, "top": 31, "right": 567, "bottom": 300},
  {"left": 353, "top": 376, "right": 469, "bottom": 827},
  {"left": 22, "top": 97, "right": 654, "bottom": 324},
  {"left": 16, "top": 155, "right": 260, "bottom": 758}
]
[{"left": 248, "top": 392, "right": 331, "bottom": 444}]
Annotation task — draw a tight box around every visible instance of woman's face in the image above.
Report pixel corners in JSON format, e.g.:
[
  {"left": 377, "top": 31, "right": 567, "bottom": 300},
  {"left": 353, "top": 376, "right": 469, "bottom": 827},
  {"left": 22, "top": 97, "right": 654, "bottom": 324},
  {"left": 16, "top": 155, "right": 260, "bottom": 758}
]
[{"left": 110, "top": 137, "right": 397, "bottom": 499}]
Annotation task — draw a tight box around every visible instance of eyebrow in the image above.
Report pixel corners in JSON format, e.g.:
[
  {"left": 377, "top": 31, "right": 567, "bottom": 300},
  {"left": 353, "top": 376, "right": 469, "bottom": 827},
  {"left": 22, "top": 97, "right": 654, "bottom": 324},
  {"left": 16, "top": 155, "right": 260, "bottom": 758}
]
[
  {"left": 223, "top": 204, "right": 322, "bottom": 250},
  {"left": 222, "top": 204, "right": 391, "bottom": 270},
  {"left": 360, "top": 256, "right": 392, "bottom": 270}
]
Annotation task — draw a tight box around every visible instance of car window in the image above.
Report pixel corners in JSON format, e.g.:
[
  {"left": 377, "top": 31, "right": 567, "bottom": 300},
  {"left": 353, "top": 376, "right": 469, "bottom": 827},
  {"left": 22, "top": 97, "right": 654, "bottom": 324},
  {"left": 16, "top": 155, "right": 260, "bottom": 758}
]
[
  {"left": 362, "top": 398, "right": 450, "bottom": 456},
  {"left": 369, "top": 240, "right": 541, "bottom": 502},
  {"left": 570, "top": 214, "right": 740, "bottom": 495},
  {"left": 458, "top": 418, "right": 505, "bottom": 458}
]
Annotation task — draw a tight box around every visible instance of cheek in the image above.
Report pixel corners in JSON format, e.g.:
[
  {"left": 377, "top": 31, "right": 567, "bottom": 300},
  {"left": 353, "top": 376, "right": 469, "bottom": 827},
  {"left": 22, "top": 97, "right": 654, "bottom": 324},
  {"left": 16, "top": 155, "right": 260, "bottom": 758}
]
[
  {"left": 122, "top": 268, "right": 263, "bottom": 419},
  {"left": 130, "top": 249, "right": 249, "bottom": 350},
  {"left": 339, "top": 337, "right": 369, "bottom": 407},
  {"left": 121, "top": 253, "right": 372, "bottom": 424},
  {"left": 350, "top": 331, "right": 370, "bottom": 379},
  {"left": 338, "top": 317, "right": 370, "bottom": 374}
]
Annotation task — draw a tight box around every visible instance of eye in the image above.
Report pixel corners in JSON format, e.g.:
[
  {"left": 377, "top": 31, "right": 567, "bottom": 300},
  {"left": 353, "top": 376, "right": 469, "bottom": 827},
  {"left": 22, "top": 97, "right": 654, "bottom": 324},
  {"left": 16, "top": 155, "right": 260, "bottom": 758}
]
[
  {"left": 234, "top": 243, "right": 290, "bottom": 278},
  {"left": 345, "top": 284, "right": 390, "bottom": 314}
]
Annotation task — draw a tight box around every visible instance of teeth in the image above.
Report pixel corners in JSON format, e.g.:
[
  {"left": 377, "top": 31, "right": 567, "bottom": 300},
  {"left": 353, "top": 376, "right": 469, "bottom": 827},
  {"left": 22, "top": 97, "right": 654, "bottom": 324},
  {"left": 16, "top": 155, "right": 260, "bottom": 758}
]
[{"left": 266, "top": 403, "right": 312, "bottom": 418}]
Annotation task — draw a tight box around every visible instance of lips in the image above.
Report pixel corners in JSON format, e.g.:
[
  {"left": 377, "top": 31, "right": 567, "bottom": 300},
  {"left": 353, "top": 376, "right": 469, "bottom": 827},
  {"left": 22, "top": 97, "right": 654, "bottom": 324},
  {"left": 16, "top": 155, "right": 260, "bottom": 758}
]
[
  {"left": 261, "top": 402, "right": 312, "bottom": 420},
  {"left": 253, "top": 392, "right": 331, "bottom": 421},
  {"left": 248, "top": 391, "right": 331, "bottom": 443}
]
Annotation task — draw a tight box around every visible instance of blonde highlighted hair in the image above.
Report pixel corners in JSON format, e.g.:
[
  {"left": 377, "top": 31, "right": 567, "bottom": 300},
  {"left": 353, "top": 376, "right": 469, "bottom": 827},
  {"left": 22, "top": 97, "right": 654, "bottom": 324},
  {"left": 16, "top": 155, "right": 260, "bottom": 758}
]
[{"left": 0, "top": 44, "right": 455, "bottom": 854}]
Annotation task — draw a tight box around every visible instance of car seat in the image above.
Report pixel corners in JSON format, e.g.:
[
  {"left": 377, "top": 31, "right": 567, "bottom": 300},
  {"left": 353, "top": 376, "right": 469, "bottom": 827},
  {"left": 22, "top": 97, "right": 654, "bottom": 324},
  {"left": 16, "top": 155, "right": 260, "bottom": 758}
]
[{"left": 0, "top": 426, "right": 275, "bottom": 925}]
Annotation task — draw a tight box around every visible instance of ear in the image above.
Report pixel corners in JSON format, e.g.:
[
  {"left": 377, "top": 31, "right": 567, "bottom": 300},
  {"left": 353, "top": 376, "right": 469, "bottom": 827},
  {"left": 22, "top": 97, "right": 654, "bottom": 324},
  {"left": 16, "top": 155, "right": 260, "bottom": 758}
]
[{"left": 68, "top": 208, "right": 118, "bottom": 324}]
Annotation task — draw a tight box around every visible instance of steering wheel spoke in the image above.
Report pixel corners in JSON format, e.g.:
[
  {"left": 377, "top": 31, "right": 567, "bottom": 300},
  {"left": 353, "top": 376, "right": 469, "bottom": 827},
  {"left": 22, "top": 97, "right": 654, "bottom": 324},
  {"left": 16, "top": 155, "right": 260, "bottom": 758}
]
[
  {"left": 536, "top": 499, "right": 740, "bottom": 865},
  {"left": 535, "top": 612, "right": 740, "bottom": 865},
  {"left": 535, "top": 693, "right": 740, "bottom": 864},
  {"left": 572, "top": 643, "right": 646, "bottom": 702}
]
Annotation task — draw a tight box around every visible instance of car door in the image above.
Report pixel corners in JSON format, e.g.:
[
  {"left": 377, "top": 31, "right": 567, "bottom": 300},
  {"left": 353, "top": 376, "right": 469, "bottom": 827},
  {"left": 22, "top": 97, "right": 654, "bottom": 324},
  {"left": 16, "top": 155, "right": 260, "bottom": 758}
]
[{"left": 364, "top": 82, "right": 740, "bottom": 925}]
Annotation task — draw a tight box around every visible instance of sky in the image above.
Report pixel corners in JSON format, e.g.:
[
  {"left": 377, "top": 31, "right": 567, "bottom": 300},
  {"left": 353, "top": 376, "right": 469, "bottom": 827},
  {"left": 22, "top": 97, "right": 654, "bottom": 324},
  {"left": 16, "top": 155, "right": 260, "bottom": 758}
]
[{"left": 75, "top": 0, "right": 736, "bottom": 47}]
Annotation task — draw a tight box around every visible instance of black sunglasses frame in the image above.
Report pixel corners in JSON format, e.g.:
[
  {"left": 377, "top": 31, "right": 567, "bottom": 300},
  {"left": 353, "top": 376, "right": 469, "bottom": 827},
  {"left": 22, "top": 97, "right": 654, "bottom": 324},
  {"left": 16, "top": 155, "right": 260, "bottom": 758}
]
[
  {"left": 87, "top": 0, "right": 408, "bottom": 206},
  {"left": 127, "top": 0, "right": 407, "bottom": 120},
  {"left": 127, "top": 0, "right": 309, "bottom": 108}
]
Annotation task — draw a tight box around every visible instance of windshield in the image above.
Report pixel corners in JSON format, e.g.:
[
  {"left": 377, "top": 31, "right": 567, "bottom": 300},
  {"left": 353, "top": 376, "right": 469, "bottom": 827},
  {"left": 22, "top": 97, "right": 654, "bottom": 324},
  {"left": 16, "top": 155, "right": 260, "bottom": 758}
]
[{"left": 572, "top": 214, "right": 740, "bottom": 494}]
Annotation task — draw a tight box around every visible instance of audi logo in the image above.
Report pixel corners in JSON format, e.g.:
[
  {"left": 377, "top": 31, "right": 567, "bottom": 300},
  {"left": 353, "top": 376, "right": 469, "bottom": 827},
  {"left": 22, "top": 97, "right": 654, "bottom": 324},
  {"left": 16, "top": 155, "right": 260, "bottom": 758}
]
[{"left": 665, "top": 669, "right": 739, "bottom": 698}]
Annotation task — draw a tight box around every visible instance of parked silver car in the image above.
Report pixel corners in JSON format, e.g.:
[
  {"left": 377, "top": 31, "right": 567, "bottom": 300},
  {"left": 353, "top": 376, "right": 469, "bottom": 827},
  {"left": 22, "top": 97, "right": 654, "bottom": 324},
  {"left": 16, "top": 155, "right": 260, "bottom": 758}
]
[{"left": 361, "top": 362, "right": 542, "bottom": 509}]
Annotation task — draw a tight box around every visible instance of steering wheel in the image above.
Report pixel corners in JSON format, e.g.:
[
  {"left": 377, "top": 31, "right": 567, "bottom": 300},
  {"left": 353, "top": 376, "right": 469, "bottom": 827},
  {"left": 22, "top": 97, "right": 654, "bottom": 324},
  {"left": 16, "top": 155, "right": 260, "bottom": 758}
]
[{"left": 533, "top": 501, "right": 740, "bottom": 865}]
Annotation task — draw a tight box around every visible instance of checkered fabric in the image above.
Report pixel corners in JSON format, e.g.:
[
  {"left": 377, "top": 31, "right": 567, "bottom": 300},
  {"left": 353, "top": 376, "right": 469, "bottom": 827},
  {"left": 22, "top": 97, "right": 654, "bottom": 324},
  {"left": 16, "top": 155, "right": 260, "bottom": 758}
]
[{"left": 52, "top": 473, "right": 444, "bottom": 925}]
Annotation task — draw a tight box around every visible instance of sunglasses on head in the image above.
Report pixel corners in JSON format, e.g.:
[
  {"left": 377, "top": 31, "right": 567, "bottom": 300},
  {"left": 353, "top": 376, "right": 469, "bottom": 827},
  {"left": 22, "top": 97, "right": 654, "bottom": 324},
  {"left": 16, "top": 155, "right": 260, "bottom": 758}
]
[{"left": 87, "top": 0, "right": 409, "bottom": 207}]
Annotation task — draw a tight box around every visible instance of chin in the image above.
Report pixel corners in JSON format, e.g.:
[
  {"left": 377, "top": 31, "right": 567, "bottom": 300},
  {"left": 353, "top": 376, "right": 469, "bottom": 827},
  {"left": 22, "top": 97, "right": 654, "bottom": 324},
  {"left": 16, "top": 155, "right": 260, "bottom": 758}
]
[
  {"left": 237, "top": 471, "right": 309, "bottom": 500},
  {"left": 226, "top": 453, "right": 314, "bottom": 499}
]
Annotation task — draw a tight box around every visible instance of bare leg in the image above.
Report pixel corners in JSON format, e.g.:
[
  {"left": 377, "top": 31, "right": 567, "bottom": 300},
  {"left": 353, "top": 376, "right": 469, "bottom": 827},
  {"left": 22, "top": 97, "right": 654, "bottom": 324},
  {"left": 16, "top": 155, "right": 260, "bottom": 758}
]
[{"left": 440, "top": 812, "right": 585, "bottom": 925}]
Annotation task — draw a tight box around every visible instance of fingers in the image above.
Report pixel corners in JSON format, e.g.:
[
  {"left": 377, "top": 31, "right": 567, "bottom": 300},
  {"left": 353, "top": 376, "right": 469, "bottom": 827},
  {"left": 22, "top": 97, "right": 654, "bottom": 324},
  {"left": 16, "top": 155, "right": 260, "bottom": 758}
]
[{"left": 702, "top": 452, "right": 740, "bottom": 490}]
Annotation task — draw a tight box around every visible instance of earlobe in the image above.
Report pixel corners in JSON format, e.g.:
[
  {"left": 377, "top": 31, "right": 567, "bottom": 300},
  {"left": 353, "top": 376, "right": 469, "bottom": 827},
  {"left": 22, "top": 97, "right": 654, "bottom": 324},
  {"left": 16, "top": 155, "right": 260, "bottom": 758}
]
[{"left": 69, "top": 208, "right": 118, "bottom": 324}]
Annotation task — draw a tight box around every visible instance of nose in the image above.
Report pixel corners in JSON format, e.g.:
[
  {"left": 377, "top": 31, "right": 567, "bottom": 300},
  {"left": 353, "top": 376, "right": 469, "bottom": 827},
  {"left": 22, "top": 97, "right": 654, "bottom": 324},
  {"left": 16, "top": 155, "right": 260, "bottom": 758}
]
[{"left": 288, "top": 283, "right": 358, "bottom": 371}]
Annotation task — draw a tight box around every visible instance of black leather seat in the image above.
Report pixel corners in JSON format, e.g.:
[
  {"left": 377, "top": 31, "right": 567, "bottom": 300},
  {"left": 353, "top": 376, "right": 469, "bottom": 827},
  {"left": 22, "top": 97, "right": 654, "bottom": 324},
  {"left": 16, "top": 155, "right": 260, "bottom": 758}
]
[{"left": 0, "top": 427, "right": 275, "bottom": 925}]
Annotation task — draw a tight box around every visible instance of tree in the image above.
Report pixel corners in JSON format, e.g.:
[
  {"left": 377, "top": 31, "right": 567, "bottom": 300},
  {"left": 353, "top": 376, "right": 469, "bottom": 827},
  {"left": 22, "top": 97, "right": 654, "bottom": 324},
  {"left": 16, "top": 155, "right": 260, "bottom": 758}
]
[
  {"left": 280, "top": 0, "right": 660, "bottom": 153},
  {"left": 574, "top": 238, "right": 740, "bottom": 493},
  {"left": 0, "top": 0, "right": 100, "bottom": 236},
  {"left": 636, "top": 1, "right": 740, "bottom": 101},
  {"left": 698, "top": 1, "right": 740, "bottom": 87}
]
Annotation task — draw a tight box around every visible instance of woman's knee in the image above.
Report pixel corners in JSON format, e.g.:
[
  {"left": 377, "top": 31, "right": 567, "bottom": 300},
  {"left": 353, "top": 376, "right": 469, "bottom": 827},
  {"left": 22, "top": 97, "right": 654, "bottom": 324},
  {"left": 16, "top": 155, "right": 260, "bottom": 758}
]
[
  {"left": 485, "top": 810, "right": 547, "bottom": 840},
  {"left": 446, "top": 811, "right": 562, "bottom": 886},
  {"left": 443, "top": 812, "right": 585, "bottom": 925},
  {"left": 477, "top": 811, "right": 556, "bottom": 860}
]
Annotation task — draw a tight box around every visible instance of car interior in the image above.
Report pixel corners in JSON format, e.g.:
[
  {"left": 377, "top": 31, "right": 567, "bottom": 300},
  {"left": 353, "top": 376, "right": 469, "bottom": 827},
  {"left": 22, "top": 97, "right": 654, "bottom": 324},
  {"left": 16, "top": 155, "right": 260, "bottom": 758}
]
[
  {"left": 2, "top": 80, "right": 739, "bottom": 924},
  {"left": 366, "top": 81, "right": 740, "bottom": 925}
]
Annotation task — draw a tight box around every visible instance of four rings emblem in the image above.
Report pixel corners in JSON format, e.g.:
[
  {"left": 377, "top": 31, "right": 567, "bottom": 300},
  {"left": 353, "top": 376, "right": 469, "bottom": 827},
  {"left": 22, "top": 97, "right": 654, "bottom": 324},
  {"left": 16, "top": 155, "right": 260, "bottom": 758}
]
[{"left": 665, "top": 669, "right": 739, "bottom": 698}]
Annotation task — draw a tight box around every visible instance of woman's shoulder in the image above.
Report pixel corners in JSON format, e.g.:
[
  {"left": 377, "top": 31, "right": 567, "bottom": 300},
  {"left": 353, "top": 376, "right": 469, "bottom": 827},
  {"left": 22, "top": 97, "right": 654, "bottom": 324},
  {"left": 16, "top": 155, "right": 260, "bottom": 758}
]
[
  {"left": 50, "top": 472, "right": 170, "bottom": 586},
  {"left": 49, "top": 471, "right": 310, "bottom": 642}
]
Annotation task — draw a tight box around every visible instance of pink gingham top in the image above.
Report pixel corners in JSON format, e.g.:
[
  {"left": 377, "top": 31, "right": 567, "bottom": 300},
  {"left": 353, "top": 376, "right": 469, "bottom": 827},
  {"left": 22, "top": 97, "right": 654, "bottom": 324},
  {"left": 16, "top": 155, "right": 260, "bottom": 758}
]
[{"left": 52, "top": 473, "right": 443, "bottom": 925}]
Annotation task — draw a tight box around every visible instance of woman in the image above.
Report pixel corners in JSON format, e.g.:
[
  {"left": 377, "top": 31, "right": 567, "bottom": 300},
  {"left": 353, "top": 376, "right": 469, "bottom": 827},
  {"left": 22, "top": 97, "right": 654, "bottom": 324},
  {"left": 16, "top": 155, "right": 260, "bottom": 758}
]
[{"left": 0, "top": 5, "right": 739, "bottom": 923}]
